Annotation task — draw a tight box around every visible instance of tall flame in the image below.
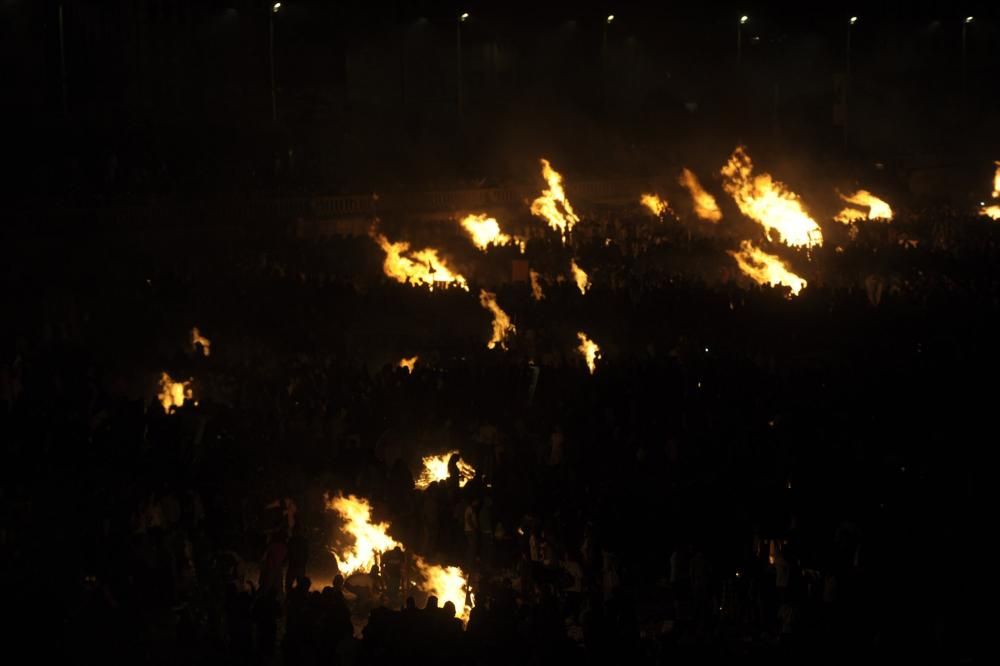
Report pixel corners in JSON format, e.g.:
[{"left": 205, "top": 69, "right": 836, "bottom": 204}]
[
  {"left": 415, "top": 451, "right": 476, "bottom": 490},
  {"left": 992, "top": 161, "right": 1000, "bottom": 199},
  {"left": 324, "top": 493, "right": 400, "bottom": 574},
  {"left": 398, "top": 356, "right": 418, "bottom": 374},
  {"left": 678, "top": 168, "right": 723, "bottom": 222},
  {"left": 836, "top": 190, "right": 893, "bottom": 222},
  {"left": 158, "top": 372, "right": 192, "bottom": 413},
  {"left": 982, "top": 205, "right": 1000, "bottom": 220},
  {"left": 640, "top": 193, "right": 669, "bottom": 217},
  {"left": 728, "top": 240, "right": 807, "bottom": 296},
  {"left": 570, "top": 259, "right": 591, "bottom": 295},
  {"left": 479, "top": 289, "right": 515, "bottom": 350},
  {"left": 577, "top": 332, "right": 600, "bottom": 374},
  {"left": 530, "top": 158, "right": 580, "bottom": 242},
  {"left": 191, "top": 327, "right": 211, "bottom": 356},
  {"left": 459, "top": 213, "right": 525, "bottom": 252},
  {"left": 720, "top": 147, "right": 823, "bottom": 247},
  {"left": 412, "top": 556, "right": 472, "bottom": 623},
  {"left": 373, "top": 233, "right": 469, "bottom": 291},
  {"left": 529, "top": 270, "right": 545, "bottom": 301}
]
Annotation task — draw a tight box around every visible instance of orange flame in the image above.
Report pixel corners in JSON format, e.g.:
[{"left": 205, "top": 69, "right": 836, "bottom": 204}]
[
  {"left": 982, "top": 205, "right": 1000, "bottom": 220},
  {"left": 324, "top": 493, "right": 400, "bottom": 574},
  {"left": 398, "top": 356, "right": 418, "bottom": 373},
  {"left": 459, "top": 213, "right": 525, "bottom": 252},
  {"left": 191, "top": 327, "right": 211, "bottom": 356},
  {"left": 721, "top": 147, "right": 823, "bottom": 247},
  {"left": 640, "top": 193, "right": 669, "bottom": 217},
  {"left": 678, "top": 168, "right": 723, "bottom": 222},
  {"left": 993, "top": 161, "right": 1000, "bottom": 199},
  {"left": 412, "top": 556, "right": 472, "bottom": 623},
  {"left": 728, "top": 240, "right": 806, "bottom": 296},
  {"left": 577, "top": 332, "right": 600, "bottom": 374},
  {"left": 570, "top": 259, "right": 591, "bottom": 295},
  {"left": 530, "top": 159, "right": 580, "bottom": 242},
  {"left": 835, "top": 190, "right": 893, "bottom": 223},
  {"left": 414, "top": 451, "right": 476, "bottom": 490},
  {"left": 479, "top": 289, "right": 515, "bottom": 350},
  {"left": 372, "top": 233, "right": 468, "bottom": 291},
  {"left": 529, "top": 270, "right": 545, "bottom": 301},
  {"left": 158, "top": 372, "right": 192, "bottom": 413}
]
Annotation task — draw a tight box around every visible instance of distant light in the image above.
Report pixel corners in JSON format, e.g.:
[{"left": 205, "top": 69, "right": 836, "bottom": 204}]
[
  {"left": 460, "top": 12, "right": 469, "bottom": 22},
  {"left": 850, "top": 16, "right": 858, "bottom": 25},
  {"left": 704, "top": 347, "right": 709, "bottom": 353},
  {"left": 606, "top": 15, "right": 615, "bottom": 24},
  {"left": 272, "top": 2, "right": 281, "bottom": 12},
  {"left": 740, "top": 15, "right": 749, "bottom": 25},
  {"left": 964, "top": 16, "right": 974, "bottom": 24}
]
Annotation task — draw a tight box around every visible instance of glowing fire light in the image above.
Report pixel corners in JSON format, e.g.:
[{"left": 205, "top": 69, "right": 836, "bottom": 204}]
[
  {"left": 398, "top": 356, "right": 418, "bottom": 373},
  {"left": 459, "top": 213, "right": 525, "bottom": 252},
  {"left": 479, "top": 289, "right": 515, "bottom": 350},
  {"left": 529, "top": 270, "right": 545, "bottom": 301},
  {"left": 721, "top": 147, "right": 823, "bottom": 247},
  {"left": 727, "top": 240, "right": 807, "bottom": 296},
  {"left": 570, "top": 259, "right": 591, "bottom": 295},
  {"left": 413, "top": 556, "right": 471, "bottom": 622},
  {"left": 835, "top": 190, "right": 893, "bottom": 223},
  {"left": 982, "top": 205, "right": 1000, "bottom": 220},
  {"left": 373, "top": 233, "right": 468, "bottom": 291},
  {"left": 992, "top": 161, "right": 999, "bottom": 199},
  {"left": 158, "top": 371, "right": 192, "bottom": 413},
  {"left": 191, "top": 327, "right": 211, "bottom": 356},
  {"left": 640, "top": 193, "right": 669, "bottom": 217},
  {"left": 577, "top": 332, "right": 600, "bottom": 374},
  {"left": 415, "top": 451, "right": 476, "bottom": 490},
  {"left": 678, "top": 168, "right": 723, "bottom": 222},
  {"left": 324, "top": 493, "right": 400, "bottom": 574},
  {"left": 530, "top": 158, "right": 580, "bottom": 242}
]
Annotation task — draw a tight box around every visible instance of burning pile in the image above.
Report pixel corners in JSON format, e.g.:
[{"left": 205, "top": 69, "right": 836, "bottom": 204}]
[
  {"left": 373, "top": 232, "right": 469, "bottom": 291},
  {"left": 577, "top": 332, "right": 600, "bottom": 374},
  {"left": 721, "top": 147, "right": 823, "bottom": 247},
  {"left": 479, "top": 289, "right": 515, "bottom": 350},
  {"left": 835, "top": 190, "right": 893, "bottom": 223},
  {"left": 982, "top": 161, "right": 1000, "bottom": 220},
  {"left": 678, "top": 168, "right": 723, "bottom": 222},
  {"left": 414, "top": 451, "right": 476, "bottom": 490},
  {"left": 570, "top": 259, "right": 591, "bottom": 295},
  {"left": 530, "top": 159, "right": 580, "bottom": 242},
  {"left": 324, "top": 493, "right": 400, "bottom": 574},
  {"left": 529, "top": 270, "right": 545, "bottom": 301},
  {"left": 412, "top": 557, "right": 472, "bottom": 622},
  {"left": 459, "top": 213, "right": 525, "bottom": 252},
  {"left": 727, "top": 241, "right": 806, "bottom": 296},
  {"left": 158, "top": 371, "right": 193, "bottom": 413},
  {"left": 640, "top": 193, "right": 669, "bottom": 217},
  {"left": 398, "top": 356, "right": 418, "bottom": 373},
  {"left": 191, "top": 327, "right": 211, "bottom": 356}
]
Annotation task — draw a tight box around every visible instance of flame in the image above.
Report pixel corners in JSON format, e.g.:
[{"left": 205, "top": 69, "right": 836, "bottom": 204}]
[
  {"left": 324, "top": 493, "right": 400, "bottom": 574},
  {"left": 529, "top": 270, "right": 545, "bottom": 301},
  {"left": 373, "top": 233, "right": 468, "bottom": 291},
  {"left": 640, "top": 193, "right": 669, "bottom": 217},
  {"left": 412, "top": 556, "right": 472, "bottom": 623},
  {"left": 720, "top": 147, "right": 823, "bottom": 247},
  {"left": 727, "top": 240, "right": 807, "bottom": 296},
  {"left": 836, "top": 190, "right": 893, "bottom": 222},
  {"left": 570, "top": 259, "right": 591, "bottom": 295},
  {"left": 479, "top": 289, "right": 515, "bottom": 350},
  {"left": 398, "top": 356, "right": 418, "bottom": 373},
  {"left": 678, "top": 168, "right": 723, "bottom": 222},
  {"left": 577, "top": 332, "right": 600, "bottom": 374},
  {"left": 982, "top": 205, "right": 1000, "bottom": 220},
  {"left": 191, "top": 327, "right": 211, "bottom": 356},
  {"left": 459, "top": 213, "right": 525, "bottom": 252},
  {"left": 833, "top": 208, "right": 868, "bottom": 224},
  {"left": 993, "top": 161, "right": 1000, "bottom": 199},
  {"left": 530, "top": 158, "right": 580, "bottom": 241},
  {"left": 415, "top": 451, "right": 476, "bottom": 490},
  {"left": 158, "top": 371, "right": 192, "bottom": 413}
]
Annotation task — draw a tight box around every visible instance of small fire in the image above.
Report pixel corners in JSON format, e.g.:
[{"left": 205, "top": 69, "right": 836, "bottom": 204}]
[
  {"left": 158, "top": 372, "right": 192, "bottom": 413},
  {"left": 835, "top": 190, "right": 893, "bottom": 222},
  {"left": 324, "top": 493, "right": 400, "bottom": 574},
  {"left": 577, "top": 332, "right": 600, "bottom": 374},
  {"left": 570, "top": 259, "right": 591, "bottom": 295},
  {"left": 678, "top": 168, "right": 723, "bottom": 222},
  {"left": 415, "top": 451, "right": 476, "bottom": 490},
  {"left": 459, "top": 213, "right": 525, "bottom": 252},
  {"left": 721, "top": 146, "right": 823, "bottom": 247},
  {"left": 640, "top": 193, "right": 669, "bottom": 217},
  {"left": 399, "top": 356, "right": 418, "bottom": 373},
  {"left": 479, "top": 289, "right": 515, "bottom": 350},
  {"left": 727, "top": 240, "right": 807, "bottom": 296},
  {"left": 529, "top": 270, "right": 545, "bottom": 301},
  {"left": 982, "top": 205, "right": 1000, "bottom": 220},
  {"left": 373, "top": 232, "right": 469, "bottom": 291},
  {"left": 993, "top": 161, "right": 1000, "bottom": 199},
  {"left": 191, "top": 327, "right": 211, "bottom": 356},
  {"left": 530, "top": 158, "right": 580, "bottom": 242},
  {"left": 412, "top": 556, "right": 472, "bottom": 622}
]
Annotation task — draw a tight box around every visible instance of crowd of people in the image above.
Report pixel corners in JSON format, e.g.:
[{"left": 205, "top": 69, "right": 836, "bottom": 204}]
[{"left": 1, "top": 205, "right": 993, "bottom": 664}]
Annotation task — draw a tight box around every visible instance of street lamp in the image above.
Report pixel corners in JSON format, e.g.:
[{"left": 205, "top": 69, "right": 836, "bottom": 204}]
[
  {"left": 962, "top": 16, "right": 973, "bottom": 103},
  {"left": 737, "top": 16, "right": 749, "bottom": 66},
  {"left": 606, "top": 15, "right": 615, "bottom": 24},
  {"left": 845, "top": 16, "right": 858, "bottom": 144},
  {"left": 457, "top": 12, "right": 469, "bottom": 122},
  {"left": 269, "top": 3, "right": 281, "bottom": 122}
]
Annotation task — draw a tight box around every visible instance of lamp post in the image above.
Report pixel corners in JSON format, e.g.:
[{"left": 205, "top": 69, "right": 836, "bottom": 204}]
[
  {"left": 457, "top": 12, "right": 469, "bottom": 122},
  {"left": 737, "top": 15, "right": 748, "bottom": 66},
  {"left": 269, "top": 3, "right": 281, "bottom": 123},
  {"left": 603, "top": 15, "right": 614, "bottom": 112},
  {"left": 962, "top": 16, "right": 973, "bottom": 101},
  {"left": 58, "top": 2, "right": 68, "bottom": 118},
  {"left": 844, "top": 16, "right": 857, "bottom": 144}
]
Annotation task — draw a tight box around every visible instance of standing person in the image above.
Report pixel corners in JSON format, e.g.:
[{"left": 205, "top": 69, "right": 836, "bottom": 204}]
[
  {"left": 381, "top": 546, "right": 404, "bottom": 606},
  {"left": 286, "top": 524, "right": 309, "bottom": 595},
  {"left": 259, "top": 531, "right": 288, "bottom": 600},
  {"left": 464, "top": 499, "right": 480, "bottom": 570}
]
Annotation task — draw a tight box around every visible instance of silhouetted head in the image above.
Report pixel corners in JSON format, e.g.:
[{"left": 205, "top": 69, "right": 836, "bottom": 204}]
[
  {"left": 405, "top": 596, "right": 416, "bottom": 610},
  {"left": 426, "top": 595, "right": 438, "bottom": 609},
  {"left": 443, "top": 600, "right": 456, "bottom": 618},
  {"left": 333, "top": 574, "right": 344, "bottom": 589}
]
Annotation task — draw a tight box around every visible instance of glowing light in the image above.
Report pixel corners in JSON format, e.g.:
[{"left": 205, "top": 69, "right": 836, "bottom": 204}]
[
  {"left": 479, "top": 289, "right": 515, "bottom": 350},
  {"left": 606, "top": 15, "right": 615, "bottom": 24},
  {"left": 530, "top": 270, "right": 545, "bottom": 301},
  {"left": 412, "top": 556, "right": 471, "bottom": 622},
  {"left": 272, "top": 2, "right": 281, "bottom": 12},
  {"left": 459, "top": 213, "right": 524, "bottom": 252},
  {"left": 740, "top": 15, "right": 749, "bottom": 25},
  {"left": 570, "top": 259, "right": 591, "bottom": 295},
  {"left": 835, "top": 190, "right": 893, "bottom": 223},
  {"left": 678, "top": 168, "right": 722, "bottom": 222},
  {"left": 461, "top": 12, "right": 469, "bottom": 21},
  {"left": 398, "top": 356, "right": 418, "bottom": 373},
  {"left": 640, "top": 193, "right": 669, "bottom": 217},
  {"left": 415, "top": 451, "right": 476, "bottom": 490},
  {"left": 727, "top": 240, "right": 807, "bottom": 296},
  {"left": 850, "top": 16, "right": 858, "bottom": 25},
  {"left": 577, "top": 332, "right": 600, "bottom": 374},
  {"left": 158, "top": 372, "right": 192, "bottom": 413},
  {"left": 372, "top": 232, "right": 468, "bottom": 291},
  {"left": 324, "top": 493, "right": 399, "bottom": 575},
  {"left": 191, "top": 327, "right": 211, "bottom": 357},
  {"left": 530, "top": 159, "right": 580, "bottom": 242}
]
